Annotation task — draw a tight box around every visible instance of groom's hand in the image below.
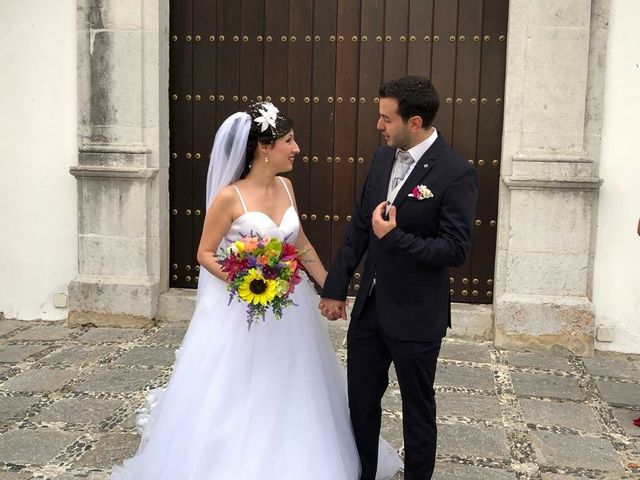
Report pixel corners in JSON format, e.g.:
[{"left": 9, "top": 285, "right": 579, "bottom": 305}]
[
  {"left": 372, "top": 201, "right": 397, "bottom": 238},
  {"left": 318, "top": 298, "right": 347, "bottom": 321}
]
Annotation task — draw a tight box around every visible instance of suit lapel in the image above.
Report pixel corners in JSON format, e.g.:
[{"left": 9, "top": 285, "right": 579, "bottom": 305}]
[{"left": 392, "top": 135, "right": 445, "bottom": 209}]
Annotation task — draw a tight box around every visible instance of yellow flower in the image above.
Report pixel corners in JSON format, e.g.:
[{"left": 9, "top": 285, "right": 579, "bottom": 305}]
[
  {"left": 238, "top": 269, "right": 277, "bottom": 306},
  {"left": 233, "top": 240, "right": 246, "bottom": 253}
]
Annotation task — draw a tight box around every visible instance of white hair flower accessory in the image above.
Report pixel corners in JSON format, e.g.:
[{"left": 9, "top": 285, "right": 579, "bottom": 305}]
[{"left": 253, "top": 102, "right": 280, "bottom": 133}]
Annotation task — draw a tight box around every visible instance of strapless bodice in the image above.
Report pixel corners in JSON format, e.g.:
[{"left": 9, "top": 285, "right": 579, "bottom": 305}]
[{"left": 223, "top": 205, "right": 300, "bottom": 246}]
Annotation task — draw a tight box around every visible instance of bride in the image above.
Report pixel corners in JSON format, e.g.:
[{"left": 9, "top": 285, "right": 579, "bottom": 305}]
[{"left": 110, "top": 102, "right": 402, "bottom": 479}]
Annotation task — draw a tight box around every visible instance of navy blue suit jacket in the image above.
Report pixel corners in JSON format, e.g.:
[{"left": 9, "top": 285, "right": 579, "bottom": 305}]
[{"left": 322, "top": 134, "right": 478, "bottom": 341}]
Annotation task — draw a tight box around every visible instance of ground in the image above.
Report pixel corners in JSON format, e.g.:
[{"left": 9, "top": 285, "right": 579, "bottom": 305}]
[{"left": 0, "top": 318, "right": 639, "bottom": 479}]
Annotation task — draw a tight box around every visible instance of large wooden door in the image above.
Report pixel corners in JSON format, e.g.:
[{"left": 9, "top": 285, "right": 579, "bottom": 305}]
[{"left": 169, "top": 0, "right": 508, "bottom": 304}]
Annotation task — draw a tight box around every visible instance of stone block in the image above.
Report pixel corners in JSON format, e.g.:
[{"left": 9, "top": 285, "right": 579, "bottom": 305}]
[
  {"left": 0, "top": 320, "right": 24, "bottom": 338},
  {"left": 435, "top": 364, "right": 496, "bottom": 392},
  {"left": 529, "top": 0, "right": 591, "bottom": 27},
  {"left": 508, "top": 189, "right": 593, "bottom": 255},
  {"left": 437, "top": 424, "right": 511, "bottom": 459},
  {"left": 511, "top": 372, "right": 585, "bottom": 400},
  {"left": 582, "top": 353, "right": 640, "bottom": 381},
  {"left": 611, "top": 408, "right": 640, "bottom": 437},
  {"left": 439, "top": 341, "right": 493, "bottom": 364},
  {"left": 75, "top": 369, "right": 161, "bottom": 393},
  {"left": 91, "top": 0, "right": 142, "bottom": 30},
  {"left": 89, "top": 30, "right": 143, "bottom": 137},
  {"left": 2, "top": 368, "right": 79, "bottom": 393},
  {"left": 523, "top": 26, "right": 590, "bottom": 146},
  {"left": 9, "top": 325, "right": 75, "bottom": 341},
  {"left": 115, "top": 346, "right": 177, "bottom": 367},
  {"left": 449, "top": 303, "right": 493, "bottom": 340},
  {"left": 0, "top": 395, "right": 39, "bottom": 422},
  {"left": 0, "top": 344, "right": 51, "bottom": 363},
  {"left": 40, "top": 345, "right": 113, "bottom": 365},
  {"left": 78, "top": 236, "right": 149, "bottom": 277},
  {"left": 76, "top": 327, "right": 143, "bottom": 344},
  {"left": 519, "top": 399, "right": 602, "bottom": 432},
  {"left": 74, "top": 432, "right": 140, "bottom": 469},
  {"left": 506, "top": 251, "right": 589, "bottom": 297},
  {"left": 78, "top": 177, "right": 148, "bottom": 237},
  {"left": 69, "top": 277, "right": 160, "bottom": 323},
  {"left": 156, "top": 288, "right": 196, "bottom": 322},
  {"left": 144, "top": 324, "right": 188, "bottom": 346},
  {"left": 0, "top": 429, "right": 81, "bottom": 465},
  {"left": 0, "top": 471, "right": 33, "bottom": 479},
  {"left": 436, "top": 392, "right": 503, "bottom": 421},
  {"left": 33, "top": 398, "right": 122, "bottom": 424},
  {"left": 505, "top": 351, "right": 573, "bottom": 372},
  {"left": 433, "top": 462, "right": 517, "bottom": 480},
  {"left": 595, "top": 379, "right": 640, "bottom": 406},
  {"left": 495, "top": 294, "right": 594, "bottom": 356},
  {"left": 530, "top": 430, "right": 622, "bottom": 471}
]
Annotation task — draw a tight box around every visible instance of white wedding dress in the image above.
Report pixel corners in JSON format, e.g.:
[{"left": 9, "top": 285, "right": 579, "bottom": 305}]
[{"left": 110, "top": 179, "right": 402, "bottom": 480}]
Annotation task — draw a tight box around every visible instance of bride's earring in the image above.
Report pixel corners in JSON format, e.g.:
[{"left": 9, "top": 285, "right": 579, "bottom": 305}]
[{"left": 265, "top": 154, "right": 269, "bottom": 163}]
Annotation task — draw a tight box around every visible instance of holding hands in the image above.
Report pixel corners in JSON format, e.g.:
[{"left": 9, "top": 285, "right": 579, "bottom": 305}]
[{"left": 318, "top": 298, "right": 348, "bottom": 321}]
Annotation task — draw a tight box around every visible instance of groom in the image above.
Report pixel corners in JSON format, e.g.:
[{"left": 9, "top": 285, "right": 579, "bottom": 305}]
[{"left": 319, "top": 76, "right": 477, "bottom": 479}]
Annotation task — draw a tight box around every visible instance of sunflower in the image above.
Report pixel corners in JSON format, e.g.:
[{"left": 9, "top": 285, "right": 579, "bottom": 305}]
[{"left": 237, "top": 269, "right": 278, "bottom": 306}]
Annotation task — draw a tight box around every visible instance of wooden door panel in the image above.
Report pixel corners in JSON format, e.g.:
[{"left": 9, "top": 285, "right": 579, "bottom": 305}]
[{"left": 170, "top": 0, "right": 509, "bottom": 304}]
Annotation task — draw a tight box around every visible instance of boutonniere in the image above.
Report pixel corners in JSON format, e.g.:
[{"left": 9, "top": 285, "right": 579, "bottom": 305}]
[{"left": 408, "top": 185, "right": 434, "bottom": 200}]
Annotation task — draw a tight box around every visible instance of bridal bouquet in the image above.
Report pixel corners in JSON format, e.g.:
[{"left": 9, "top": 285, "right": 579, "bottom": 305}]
[{"left": 217, "top": 233, "right": 303, "bottom": 329}]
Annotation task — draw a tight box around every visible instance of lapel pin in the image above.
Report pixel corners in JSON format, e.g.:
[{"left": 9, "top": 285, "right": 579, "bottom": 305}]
[{"left": 424, "top": 163, "right": 429, "bottom": 168}]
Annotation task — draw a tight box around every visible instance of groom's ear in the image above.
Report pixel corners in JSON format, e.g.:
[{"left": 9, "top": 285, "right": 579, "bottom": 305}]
[{"left": 407, "top": 115, "right": 423, "bottom": 132}]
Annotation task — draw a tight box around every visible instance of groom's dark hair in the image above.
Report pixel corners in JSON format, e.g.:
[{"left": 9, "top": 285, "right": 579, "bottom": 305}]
[{"left": 379, "top": 76, "right": 439, "bottom": 129}]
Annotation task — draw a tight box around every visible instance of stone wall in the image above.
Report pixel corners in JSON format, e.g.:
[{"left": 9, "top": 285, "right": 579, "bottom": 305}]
[{"left": 494, "top": 0, "right": 609, "bottom": 356}]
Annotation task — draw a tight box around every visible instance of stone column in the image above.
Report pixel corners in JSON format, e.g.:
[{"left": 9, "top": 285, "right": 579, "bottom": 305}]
[
  {"left": 69, "top": 0, "right": 170, "bottom": 327},
  {"left": 494, "top": 0, "right": 609, "bottom": 355}
]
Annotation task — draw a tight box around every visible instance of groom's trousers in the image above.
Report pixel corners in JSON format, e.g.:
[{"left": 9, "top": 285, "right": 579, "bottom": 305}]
[{"left": 347, "top": 289, "right": 441, "bottom": 480}]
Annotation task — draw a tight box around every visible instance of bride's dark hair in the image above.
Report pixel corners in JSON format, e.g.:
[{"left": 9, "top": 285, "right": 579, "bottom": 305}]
[{"left": 240, "top": 102, "right": 294, "bottom": 178}]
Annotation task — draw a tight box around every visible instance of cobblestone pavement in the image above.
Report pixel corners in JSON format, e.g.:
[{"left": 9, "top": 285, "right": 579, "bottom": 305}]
[{"left": 0, "top": 318, "right": 639, "bottom": 479}]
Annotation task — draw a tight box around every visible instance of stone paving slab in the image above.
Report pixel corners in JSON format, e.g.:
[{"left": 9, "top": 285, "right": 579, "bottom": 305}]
[
  {"left": 75, "top": 433, "right": 140, "bottom": 469},
  {"left": 519, "top": 399, "right": 603, "bottom": 433},
  {"left": 435, "top": 363, "right": 496, "bottom": 392},
  {"left": 583, "top": 352, "right": 640, "bottom": 381},
  {"left": 1, "top": 368, "right": 79, "bottom": 393},
  {"left": 530, "top": 430, "right": 624, "bottom": 471},
  {"left": 0, "top": 319, "right": 639, "bottom": 479},
  {"left": 511, "top": 372, "right": 585, "bottom": 401},
  {"left": 39, "top": 345, "right": 114, "bottom": 365},
  {"left": 74, "top": 369, "right": 162, "bottom": 393},
  {"left": 433, "top": 462, "right": 518, "bottom": 479},
  {"left": 114, "top": 346, "right": 177, "bottom": 367},
  {"left": 0, "top": 344, "right": 51, "bottom": 363},
  {"left": 438, "top": 341, "right": 493, "bottom": 364},
  {"left": 612, "top": 408, "right": 640, "bottom": 437},
  {"left": 33, "top": 398, "right": 122, "bottom": 425},
  {"left": 436, "top": 391, "right": 503, "bottom": 421},
  {"left": 437, "top": 423, "right": 511, "bottom": 459},
  {"left": 8, "top": 326, "right": 76, "bottom": 342},
  {"left": 0, "top": 320, "right": 24, "bottom": 338},
  {"left": 75, "top": 328, "right": 144, "bottom": 344},
  {"left": 0, "top": 429, "right": 81, "bottom": 465},
  {"left": 505, "top": 351, "right": 573, "bottom": 373},
  {"left": 0, "top": 395, "right": 40, "bottom": 423},
  {"left": 595, "top": 379, "right": 640, "bottom": 406}
]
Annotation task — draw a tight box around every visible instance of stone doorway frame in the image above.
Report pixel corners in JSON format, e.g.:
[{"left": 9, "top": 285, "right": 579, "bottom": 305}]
[{"left": 70, "top": 0, "right": 609, "bottom": 355}]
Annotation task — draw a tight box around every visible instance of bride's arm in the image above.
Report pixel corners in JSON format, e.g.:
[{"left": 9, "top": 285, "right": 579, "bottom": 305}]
[
  {"left": 281, "top": 177, "right": 328, "bottom": 288},
  {"left": 196, "top": 187, "right": 236, "bottom": 282}
]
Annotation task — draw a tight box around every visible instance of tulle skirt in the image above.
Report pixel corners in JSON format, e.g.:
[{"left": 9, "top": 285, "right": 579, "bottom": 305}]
[{"left": 110, "top": 275, "right": 402, "bottom": 480}]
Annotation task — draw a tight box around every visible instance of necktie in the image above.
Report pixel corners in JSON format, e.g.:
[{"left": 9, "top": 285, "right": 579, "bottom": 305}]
[{"left": 390, "top": 150, "right": 414, "bottom": 191}]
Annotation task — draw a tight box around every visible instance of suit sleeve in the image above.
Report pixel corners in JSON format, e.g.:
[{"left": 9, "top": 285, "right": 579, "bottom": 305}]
[
  {"left": 321, "top": 153, "right": 377, "bottom": 300},
  {"left": 378, "top": 166, "right": 478, "bottom": 267}
]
